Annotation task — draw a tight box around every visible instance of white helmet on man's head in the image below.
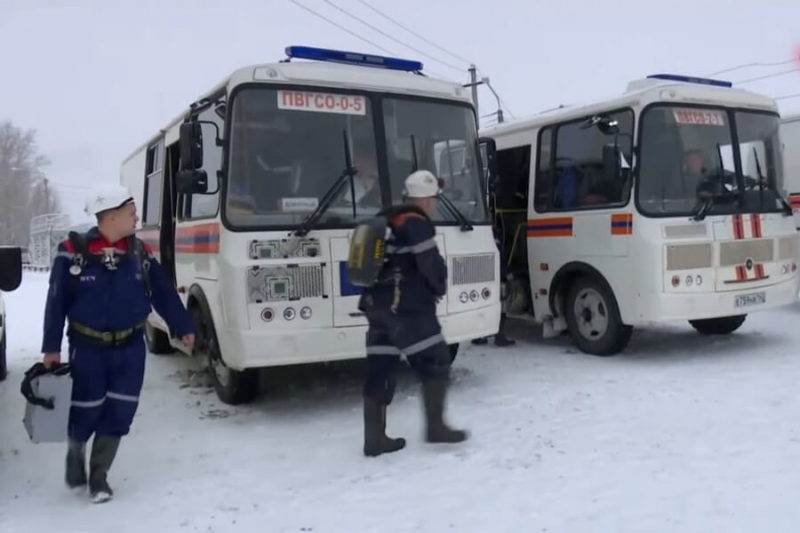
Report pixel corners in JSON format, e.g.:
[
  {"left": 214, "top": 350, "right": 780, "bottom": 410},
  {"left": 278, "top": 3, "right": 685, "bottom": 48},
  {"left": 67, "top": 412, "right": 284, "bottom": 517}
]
[
  {"left": 85, "top": 184, "right": 134, "bottom": 217},
  {"left": 403, "top": 170, "right": 441, "bottom": 199}
]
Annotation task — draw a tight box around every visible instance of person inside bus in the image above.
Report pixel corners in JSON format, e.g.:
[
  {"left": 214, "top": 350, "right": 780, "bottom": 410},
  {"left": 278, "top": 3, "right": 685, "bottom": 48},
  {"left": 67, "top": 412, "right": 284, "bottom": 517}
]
[
  {"left": 335, "top": 145, "right": 381, "bottom": 209},
  {"left": 683, "top": 148, "right": 720, "bottom": 198}
]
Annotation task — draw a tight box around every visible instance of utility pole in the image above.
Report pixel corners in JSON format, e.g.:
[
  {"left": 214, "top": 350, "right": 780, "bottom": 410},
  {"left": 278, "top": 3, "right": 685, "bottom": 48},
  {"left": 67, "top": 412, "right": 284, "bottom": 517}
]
[
  {"left": 468, "top": 64, "right": 480, "bottom": 128},
  {"left": 464, "top": 67, "right": 507, "bottom": 128}
]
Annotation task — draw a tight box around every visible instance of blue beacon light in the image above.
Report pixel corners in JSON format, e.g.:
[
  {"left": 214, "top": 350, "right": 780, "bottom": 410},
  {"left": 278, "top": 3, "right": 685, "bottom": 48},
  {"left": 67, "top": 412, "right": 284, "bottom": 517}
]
[
  {"left": 285, "top": 45, "right": 424, "bottom": 72},
  {"left": 646, "top": 73, "right": 733, "bottom": 88}
]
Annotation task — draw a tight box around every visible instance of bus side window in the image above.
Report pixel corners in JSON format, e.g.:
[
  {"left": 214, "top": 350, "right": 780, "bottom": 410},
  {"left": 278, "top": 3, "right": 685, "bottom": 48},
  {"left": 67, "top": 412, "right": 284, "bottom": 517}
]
[
  {"left": 534, "top": 128, "right": 553, "bottom": 212},
  {"left": 551, "top": 109, "right": 634, "bottom": 210},
  {"left": 143, "top": 140, "right": 164, "bottom": 228}
]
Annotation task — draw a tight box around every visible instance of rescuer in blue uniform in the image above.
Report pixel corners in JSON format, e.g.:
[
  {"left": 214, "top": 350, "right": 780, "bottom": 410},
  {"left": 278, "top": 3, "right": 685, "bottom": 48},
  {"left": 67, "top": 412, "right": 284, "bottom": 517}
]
[
  {"left": 41, "top": 184, "right": 195, "bottom": 503},
  {"left": 358, "top": 170, "right": 468, "bottom": 457}
]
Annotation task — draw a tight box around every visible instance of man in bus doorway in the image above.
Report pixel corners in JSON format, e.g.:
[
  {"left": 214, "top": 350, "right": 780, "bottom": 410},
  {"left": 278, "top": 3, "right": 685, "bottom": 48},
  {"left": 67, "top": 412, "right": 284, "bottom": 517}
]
[
  {"left": 40, "top": 184, "right": 195, "bottom": 504},
  {"left": 358, "top": 170, "right": 468, "bottom": 457}
]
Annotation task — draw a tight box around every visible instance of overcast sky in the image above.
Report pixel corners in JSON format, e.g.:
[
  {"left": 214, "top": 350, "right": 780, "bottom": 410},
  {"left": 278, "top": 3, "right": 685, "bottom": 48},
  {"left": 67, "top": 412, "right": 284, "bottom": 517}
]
[{"left": 1, "top": 0, "right": 798, "bottom": 223}]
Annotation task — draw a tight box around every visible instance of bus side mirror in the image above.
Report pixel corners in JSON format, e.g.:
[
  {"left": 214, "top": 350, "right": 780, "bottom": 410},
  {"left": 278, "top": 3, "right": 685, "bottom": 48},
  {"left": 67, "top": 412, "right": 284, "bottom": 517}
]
[
  {"left": 179, "top": 122, "right": 204, "bottom": 171},
  {"left": 479, "top": 137, "right": 497, "bottom": 193},
  {"left": 0, "top": 246, "right": 23, "bottom": 292},
  {"left": 176, "top": 169, "right": 209, "bottom": 194},
  {"left": 602, "top": 143, "right": 621, "bottom": 181}
]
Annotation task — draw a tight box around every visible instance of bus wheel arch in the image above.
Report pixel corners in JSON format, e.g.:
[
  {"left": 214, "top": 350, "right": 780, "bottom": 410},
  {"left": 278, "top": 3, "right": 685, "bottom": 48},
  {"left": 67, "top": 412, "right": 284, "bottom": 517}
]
[
  {"left": 549, "top": 262, "right": 632, "bottom": 356},
  {"left": 187, "top": 284, "right": 259, "bottom": 405}
]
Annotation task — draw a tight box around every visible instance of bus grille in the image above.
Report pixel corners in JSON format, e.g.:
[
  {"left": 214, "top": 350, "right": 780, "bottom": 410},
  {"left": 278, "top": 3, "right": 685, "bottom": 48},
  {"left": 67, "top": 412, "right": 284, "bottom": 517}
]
[
  {"left": 247, "top": 264, "right": 326, "bottom": 303},
  {"left": 451, "top": 254, "right": 495, "bottom": 285},
  {"left": 718, "top": 239, "right": 773, "bottom": 266}
]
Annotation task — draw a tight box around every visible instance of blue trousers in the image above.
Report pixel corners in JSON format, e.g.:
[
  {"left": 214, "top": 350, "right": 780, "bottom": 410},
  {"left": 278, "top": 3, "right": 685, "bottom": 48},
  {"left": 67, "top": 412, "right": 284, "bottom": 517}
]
[
  {"left": 67, "top": 334, "right": 146, "bottom": 443},
  {"left": 363, "top": 308, "right": 451, "bottom": 405}
]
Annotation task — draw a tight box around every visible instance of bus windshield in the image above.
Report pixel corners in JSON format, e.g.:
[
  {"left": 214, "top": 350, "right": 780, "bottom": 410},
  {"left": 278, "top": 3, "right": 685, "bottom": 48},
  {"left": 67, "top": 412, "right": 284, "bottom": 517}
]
[
  {"left": 382, "top": 98, "right": 489, "bottom": 225},
  {"left": 224, "top": 87, "right": 487, "bottom": 229},
  {"left": 225, "top": 87, "right": 382, "bottom": 229},
  {"left": 637, "top": 105, "right": 786, "bottom": 217}
]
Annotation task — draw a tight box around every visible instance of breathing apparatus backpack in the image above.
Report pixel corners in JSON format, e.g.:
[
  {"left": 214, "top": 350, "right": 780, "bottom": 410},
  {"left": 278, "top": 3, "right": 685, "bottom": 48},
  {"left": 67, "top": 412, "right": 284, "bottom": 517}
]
[
  {"left": 65, "top": 231, "right": 152, "bottom": 297},
  {"left": 346, "top": 215, "right": 392, "bottom": 288}
]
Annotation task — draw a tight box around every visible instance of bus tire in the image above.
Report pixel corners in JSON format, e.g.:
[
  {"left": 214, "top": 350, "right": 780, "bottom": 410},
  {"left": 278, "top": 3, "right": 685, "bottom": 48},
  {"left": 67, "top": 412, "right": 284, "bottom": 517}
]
[
  {"left": 689, "top": 315, "right": 747, "bottom": 335},
  {"left": 565, "top": 276, "right": 632, "bottom": 356},
  {"left": 145, "top": 321, "right": 174, "bottom": 355},
  {"left": 190, "top": 304, "right": 258, "bottom": 406}
]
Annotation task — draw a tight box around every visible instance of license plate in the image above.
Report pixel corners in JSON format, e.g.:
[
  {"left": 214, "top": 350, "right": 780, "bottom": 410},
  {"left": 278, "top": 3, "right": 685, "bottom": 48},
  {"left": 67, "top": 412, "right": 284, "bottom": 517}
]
[{"left": 734, "top": 291, "right": 766, "bottom": 308}]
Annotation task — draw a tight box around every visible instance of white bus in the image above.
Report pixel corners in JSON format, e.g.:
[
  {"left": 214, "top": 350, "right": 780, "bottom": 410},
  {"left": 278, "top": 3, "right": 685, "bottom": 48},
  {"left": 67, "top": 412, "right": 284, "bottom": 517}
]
[
  {"left": 780, "top": 112, "right": 800, "bottom": 228},
  {"left": 481, "top": 74, "right": 799, "bottom": 356},
  {"left": 121, "top": 46, "right": 501, "bottom": 404}
]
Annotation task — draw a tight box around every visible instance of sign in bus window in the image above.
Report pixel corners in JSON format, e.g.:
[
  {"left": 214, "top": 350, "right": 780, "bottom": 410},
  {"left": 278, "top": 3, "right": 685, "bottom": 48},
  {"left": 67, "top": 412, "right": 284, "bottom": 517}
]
[
  {"left": 277, "top": 90, "right": 366, "bottom": 116},
  {"left": 672, "top": 108, "right": 725, "bottom": 126}
]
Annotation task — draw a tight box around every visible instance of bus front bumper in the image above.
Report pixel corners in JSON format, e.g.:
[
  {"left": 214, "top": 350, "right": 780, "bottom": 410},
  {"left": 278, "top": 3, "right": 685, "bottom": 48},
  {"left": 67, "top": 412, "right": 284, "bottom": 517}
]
[
  {"left": 219, "top": 302, "right": 502, "bottom": 370},
  {"left": 634, "top": 276, "right": 800, "bottom": 324}
]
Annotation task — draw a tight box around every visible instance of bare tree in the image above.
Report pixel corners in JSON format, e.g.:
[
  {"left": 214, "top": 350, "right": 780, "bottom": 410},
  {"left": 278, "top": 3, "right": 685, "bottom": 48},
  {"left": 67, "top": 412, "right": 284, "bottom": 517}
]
[{"left": 0, "top": 120, "right": 59, "bottom": 246}]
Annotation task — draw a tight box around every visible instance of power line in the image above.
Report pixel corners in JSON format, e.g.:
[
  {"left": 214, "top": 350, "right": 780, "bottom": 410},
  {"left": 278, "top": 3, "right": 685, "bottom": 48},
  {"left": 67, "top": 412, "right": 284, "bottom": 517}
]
[
  {"left": 734, "top": 67, "right": 800, "bottom": 85},
  {"left": 473, "top": 68, "right": 515, "bottom": 119},
  {"left": 707, "top": 59, "right": 795, "bottom": 77},
  {"left": 289, "top": 0, "right": 393, "bottom": 55},
  {"left": 355, "top": 0, "right": 474, "bottom": 66},
  {"left": 288, "top": 0, "right": 451, "bottom": 81},
  {"left": 322, "top": 0, "right": 464, "bottom": 73},
  {"left": 775, "top": 93, "right": 800, "bottom": 101}
]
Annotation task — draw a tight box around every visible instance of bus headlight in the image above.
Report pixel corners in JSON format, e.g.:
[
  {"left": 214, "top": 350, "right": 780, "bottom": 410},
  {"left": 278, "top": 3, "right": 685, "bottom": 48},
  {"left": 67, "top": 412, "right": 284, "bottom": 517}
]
[
  {"left": 300, "top": 306, "right": 312, "bottom": 320},
  {"left": 459, "top": 292, "right": 469, "bottom": 303},
  {"left": 469, "top": 290, "right": 479, "bottom": 302},
  {"left": 283, "top": 307, "right": 296, "bottom": 320}
]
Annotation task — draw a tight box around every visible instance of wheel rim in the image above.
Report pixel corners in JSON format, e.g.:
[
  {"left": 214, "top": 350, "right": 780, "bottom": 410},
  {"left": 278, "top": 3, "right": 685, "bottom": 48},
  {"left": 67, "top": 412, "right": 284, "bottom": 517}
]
[{"left": 572, "top": 287, "right": 609, "bottom": 341}]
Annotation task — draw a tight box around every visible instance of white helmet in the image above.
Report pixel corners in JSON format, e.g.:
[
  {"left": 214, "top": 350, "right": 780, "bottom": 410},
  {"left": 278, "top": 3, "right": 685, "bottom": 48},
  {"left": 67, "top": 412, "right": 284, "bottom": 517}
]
[
  {"left": 85, "top": 184, "right": 134, "bottom": 216},
  {"left": 403, "top": 170, "right": 441, "bottom": 199}
]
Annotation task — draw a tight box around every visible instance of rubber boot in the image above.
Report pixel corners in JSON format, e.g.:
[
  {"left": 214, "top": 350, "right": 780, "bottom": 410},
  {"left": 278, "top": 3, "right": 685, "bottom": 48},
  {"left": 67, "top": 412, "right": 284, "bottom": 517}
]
[
  {"left": 88, "top": 435, "right": 121, "bottom": 503},
  {"left": 494, "top": 333, "right": 516, "bottom": 347},
  {"left": 421, "top": 379, "right": 468, "bottom": 443},
  {"left": 494, "top": 314, "right": 516, "bottom": 347},
  {"left": 471, "top": 337, "right": 488, "bottom": 345},
  {"left": 65, "top": 439, "right": 87, "bottom": 489},
  {"left": 363, "top": 397, "right": 406, "bottom": 457}
]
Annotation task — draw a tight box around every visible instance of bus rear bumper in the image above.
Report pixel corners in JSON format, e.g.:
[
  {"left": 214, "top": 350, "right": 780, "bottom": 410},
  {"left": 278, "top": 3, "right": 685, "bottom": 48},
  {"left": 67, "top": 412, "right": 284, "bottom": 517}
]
[
  {"left": 634, "top": 277, "right": 800, "bottom": 324},
  {"left": 218, "top": 302, "right": 502, "bottom": 370}
]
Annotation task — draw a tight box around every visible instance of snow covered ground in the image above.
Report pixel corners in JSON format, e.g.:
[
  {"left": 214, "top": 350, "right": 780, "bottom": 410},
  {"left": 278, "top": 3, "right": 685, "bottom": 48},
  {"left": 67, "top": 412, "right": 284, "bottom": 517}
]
[{"left": 2, "top": 272, "right": 800, "bottom": 532}]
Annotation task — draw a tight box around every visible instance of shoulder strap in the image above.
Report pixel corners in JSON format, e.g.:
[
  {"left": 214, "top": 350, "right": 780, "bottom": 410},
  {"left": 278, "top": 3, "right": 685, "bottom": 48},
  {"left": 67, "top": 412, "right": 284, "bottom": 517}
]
[
  {"left": 67, "top": 231, "right": 88, "bottom": 261},
  {"left": 129, "top": 236, "right": 152, "bottom": 297},
  {"left": 66, "top": 231, "right": 91, "bottom": 295}
]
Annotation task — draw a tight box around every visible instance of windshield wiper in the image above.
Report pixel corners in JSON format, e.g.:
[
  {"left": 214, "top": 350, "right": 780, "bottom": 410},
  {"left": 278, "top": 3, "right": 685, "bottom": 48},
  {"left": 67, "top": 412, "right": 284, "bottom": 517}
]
[
  {"left": 410, "top": 135, "right": 473, "bottom": 232},
  {"left": 692, "top": 190, "right": 736, "bottom": 221},
  {"left": 693, "top": 144, "right": 738, "bottom": 221},
  {"left": 751, "top": 147, "right": 792, "bottom": 216},
  {"left": 293, "top": 130, "right": 357, "bottom": 237}
]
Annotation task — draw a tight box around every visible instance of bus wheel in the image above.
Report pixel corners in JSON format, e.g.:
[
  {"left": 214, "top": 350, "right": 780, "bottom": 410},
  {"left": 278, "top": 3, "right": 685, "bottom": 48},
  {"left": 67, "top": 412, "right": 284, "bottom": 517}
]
[
  {"left": 689, "top": 315, "right": 747, "bottom": 335},
  {"left": 145, "top": 321, "right": 174, "bottom": 355},
  {"left": 565, "top": 277, "right": 632, "bottom": 356},
  {"left": 190, "top": 305, "right": 258, "bottom": 405}
]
